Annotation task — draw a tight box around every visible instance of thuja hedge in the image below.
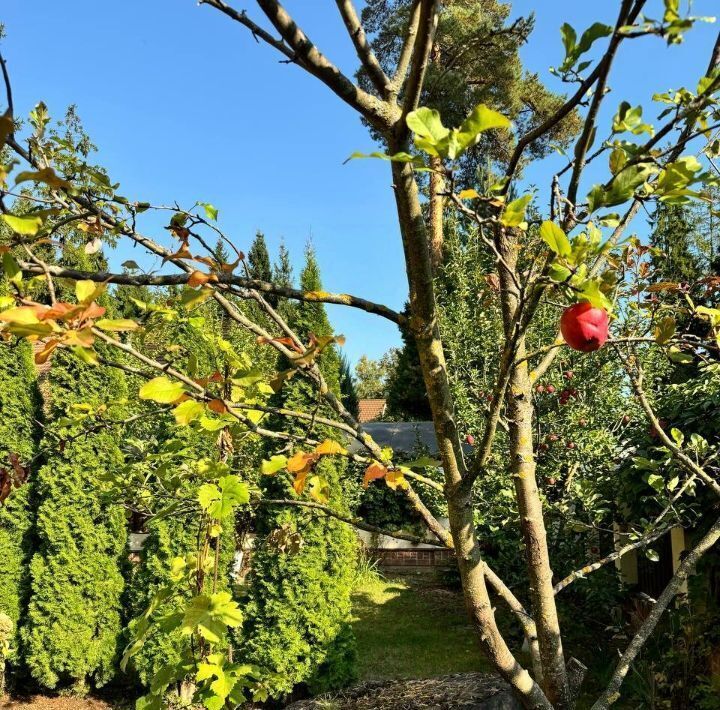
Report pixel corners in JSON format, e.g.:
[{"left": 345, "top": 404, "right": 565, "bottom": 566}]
[
  {"left": 21, "top": 350, "right": 128, "bottom": 691},
  {"left": 0, "top": 337, "right": 42, "bottom": 676}
]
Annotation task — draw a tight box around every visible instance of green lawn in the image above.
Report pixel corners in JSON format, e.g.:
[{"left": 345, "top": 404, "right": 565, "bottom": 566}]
[{"left": 351, "top": 575, "right": 491, "bottom": 680}]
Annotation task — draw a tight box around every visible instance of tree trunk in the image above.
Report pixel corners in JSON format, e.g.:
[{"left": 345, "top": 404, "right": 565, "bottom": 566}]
[
  {"left": 496, "top": 228, "right": 571, "bottom": 708},
  {"left": 388, "top": 150, "right": 551, "bottom": 710}
]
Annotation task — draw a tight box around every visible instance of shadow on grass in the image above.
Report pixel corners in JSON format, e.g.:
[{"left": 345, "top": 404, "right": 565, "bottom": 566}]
[{"left": 351, "top": 575, "right": 492, "bottom": 681}]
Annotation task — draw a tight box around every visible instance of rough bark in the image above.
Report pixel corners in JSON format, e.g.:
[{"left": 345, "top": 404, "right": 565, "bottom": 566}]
[
  {"left": 496, "top": 227, "right": 571, "bottom": 708},
  {"left": 388, "top": 148, "right": 550, "bottom": 709}
]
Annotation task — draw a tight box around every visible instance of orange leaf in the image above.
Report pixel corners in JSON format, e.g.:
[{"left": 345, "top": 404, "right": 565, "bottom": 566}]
[
  {"left": 76, "top": 303, "right": 106, "bottom": 321},
  {"left": 207, "top": 398, "right": 227, "bottom": 414},
  {"left": 34, "top": 338, "right": 60, "bottom": 365},
  {"left": 287, "top": 452, "right": 317, "bottom": 475},
  {"left": 314, "top": 439, "right": 347, "bottom": 456},
  {"left": 187, "top": 270, "right": 218, "bottom": 288},
  {"left": 363, "top": 462, "right": 388, "bottom": 488},
  {"left": 293, "top": 470, "right": 308, "bottom": 496},
  {"left": 42, "top": 302, "right": 81, "bottom": 321}
]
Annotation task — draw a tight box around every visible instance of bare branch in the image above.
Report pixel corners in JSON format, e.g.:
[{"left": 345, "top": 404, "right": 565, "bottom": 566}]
[
  {"left": 16, "top": 261, "right": 405, "bottom": 325},
  {"left": 592, "top": 514, "right": 720, "bottom": 710},
  {"left": 399, "top": 0, "right": 439, "bottom": 118},
  {"left": 389, "top": 0, "right": 422, "bottom": 97},
  {"left": 335, "top": 0, "right": 390, "bottom": 96}
]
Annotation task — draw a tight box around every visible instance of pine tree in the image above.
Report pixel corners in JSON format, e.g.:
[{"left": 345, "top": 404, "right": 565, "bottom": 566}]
[{"left": 243, "top": 243, "right": 358, "bottom": 698}]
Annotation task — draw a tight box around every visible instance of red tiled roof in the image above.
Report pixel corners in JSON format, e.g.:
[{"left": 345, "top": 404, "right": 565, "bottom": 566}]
[{"left": 358, "top": 398, "right": 386, "bottom": 423}]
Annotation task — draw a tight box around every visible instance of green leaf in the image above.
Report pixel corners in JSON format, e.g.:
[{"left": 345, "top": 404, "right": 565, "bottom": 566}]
[
  {"left": 2, "top": 253, "right": 22, "bottom": 286},
  {"left": 200, "top": 202, "right": 219, "bottom": 221},
  {"left": 455, "top": 104, "right": 510, "bottom": 153},
  {"left": 500, "top": 194, "right": 532, "bottom": 228},
  {"left": 347, "top": 150, "right": 425, "bottom": 167},
  {"left": 559, "top": 22, "right": 612, "bottom": 72},
  {"left": 406, "top": 107, "right": 449, "bottom": 145},
  {"left": 540, "top": 221, "right": 571, "bottom": 257},
  {"left": 645, "top": 548, "right": 660, "bottom": 562},
  {"left": 307, "top": 474, "right": 330, "bottom": 504},
  {"left": 139, "top": 376, "right": 187, "bottom": 404},
  {"left": 670, "top": 427, "right": 684, "bottom": 446},
  {"left": 261, "top": 455, "right": 288, "bottom": 475},
  {"left": 197, "top": 475, "right": 249, "bottom": 519},
  {"left": 587, "top": 163, "right": 656, "bottom": 212},
  {"left": 668, "top": 347, "right": 693, "bottom": 364},
  {"left": 654, "top": 316, "right": 676, "bottom": 344},
  {"left": 94, "top": 318, "right": 140, "bottom": 332},
  {"left": 612, "top": 102, "right": 654, "bottom": 136},
  {"left": 576, "top": 279, "right": 613, "bottom": 311},
  {"left": 647, "top": 473, "right": 665, "bottom": 492},
  {"left": 2, "top": 213, "right": 43, "bottom": 236},
  {"left": 182, "top": 591, "right": 243, "bottom": 644},
  {"left": 173, "top": 399, "right": 205, "bottom": 425}
]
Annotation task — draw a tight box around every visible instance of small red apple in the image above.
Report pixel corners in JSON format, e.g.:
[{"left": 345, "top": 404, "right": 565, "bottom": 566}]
[
  {"left": 578, "top": 418, "right": 588, "bottom": 427},
  {"left": 465, "top": 434, "right": 475, "bottom": 446},
  {"left": 546, "top": 384, "right": 556, "bottom": 394},
  {"left": 548, "top": 433, "right": 560, "bottom": 442},
  {"left": 622, "top": 414, "right": 631, "bottom": 425},
  {"left": 560, "top": 302, "right": 610, "bottom": 352},
  {"left": 547, "top": 477, "right": 557, "bottom": 485},
  {"left": 564, "top": 370, "right": 574, "bottom": 380},
  {"left": 536, "top": 384, "right": 546, "bottom": 394},
  {"left": 538, "top": 442, "right": 549, "bottom": 452},
  {"left": 566, "top": 441, "right": 576, "bottom": 450}
]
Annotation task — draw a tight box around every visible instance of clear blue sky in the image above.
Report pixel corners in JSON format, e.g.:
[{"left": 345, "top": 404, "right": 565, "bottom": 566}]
[{"left": 2, "top": 1, "right": 717, "bottom": 364}]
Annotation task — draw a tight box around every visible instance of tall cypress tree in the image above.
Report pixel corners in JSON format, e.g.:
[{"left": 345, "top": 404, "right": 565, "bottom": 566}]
[
  {"left": 21, "top": 248, "right": 128, "bottom": 691},
  {"left": 22, "top": 351, "right": 128, "bottom": 691},
  {"left": 0, "top": 336, "right": 42, "bottom": 678},
  {"left": 243, "top": 244, "right": 358, "bottom": 698}
]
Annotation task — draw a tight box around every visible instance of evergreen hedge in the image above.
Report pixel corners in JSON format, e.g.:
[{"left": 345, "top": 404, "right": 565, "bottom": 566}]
[
  {"left": 0, "top": 338, "right": 42, "bottom": 675},
  {"left": 22, "top": 351, "right": 128, "bottom": 691}
]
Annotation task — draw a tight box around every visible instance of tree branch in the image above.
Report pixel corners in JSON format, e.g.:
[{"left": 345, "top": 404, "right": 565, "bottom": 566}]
[
  {"left": 591, "top": 514, "right": 720, "bottom": 710},
  {"left": 16, "top": 261, "right": 405, "bottom": 325},
  {"left": 335, "top": 0, "right": 390, "bottom": 96}
]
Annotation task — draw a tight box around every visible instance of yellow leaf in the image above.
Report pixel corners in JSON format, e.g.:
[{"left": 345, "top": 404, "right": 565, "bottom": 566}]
[
  {"left": 385, "top": 469, "right": 408, "bottom": 490},
  {"left": 363, "top": 462, "right": 388, "bottom": 488},
  {"left": 94, "top": 318, "right": 140, "bottom": 332},
  {"left": 75, "top": 280, "right": 105, "bottom": 304},
  {"left": 458, "top": 189, "right": 480, "bottom": 200},
  {"left": 314, "top": 439, "right": 347, "bottom": 456},
  {"left": 0, "top": 306, "right": 42, "bottom": 324}
]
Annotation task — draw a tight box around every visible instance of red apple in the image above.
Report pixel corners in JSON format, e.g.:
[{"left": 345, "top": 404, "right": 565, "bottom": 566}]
[
  {"left": 465, "top": 434, "right": 475, "bottom": 446},
  {"left": 564, "top": 370, "right": 574, "bottom": 380},
  {"left": 560, "top": 302, "right": 610, "bottom": 352},
  {"left": 546, "top": 384, "right": 556, "bottom": 394},
  {"left": 536, "top": 384, "right": 546, "bottom": 394}
]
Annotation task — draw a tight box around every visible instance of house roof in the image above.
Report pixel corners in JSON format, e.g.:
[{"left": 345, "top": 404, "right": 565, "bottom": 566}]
[
  {"left": 358, "top": 398, "right": 387, "bottom": 423},
  {"left": 349, "top": 421, "right": 439, "bottom": 455}
]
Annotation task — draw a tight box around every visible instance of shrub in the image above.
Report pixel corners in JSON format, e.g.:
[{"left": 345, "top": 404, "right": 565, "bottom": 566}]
[
  {"left": 21, "top": 351, "right": 128, "bottom": 691},
  {"left": 0, "top": 338, "right": 42, "bottom": 677}
]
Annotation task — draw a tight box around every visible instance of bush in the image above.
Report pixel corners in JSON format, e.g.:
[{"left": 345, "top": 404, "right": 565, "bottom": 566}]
[
  {"left": 0, "top": 338, "right": 42, "bottom": 678},
  {"left": 21, "top": 352, "right": 128, "bottom": 691},
  {"left": 243, "top": 458, "right": 358, "bottom": 698}
]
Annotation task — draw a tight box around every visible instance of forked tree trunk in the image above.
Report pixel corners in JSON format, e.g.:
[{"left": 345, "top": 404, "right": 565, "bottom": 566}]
[
  {"left": 388, "top": 150, "right": 551, "bottom": 710},
  {"left": 496, "top": 228, "right": 571, "bottom": 708}
]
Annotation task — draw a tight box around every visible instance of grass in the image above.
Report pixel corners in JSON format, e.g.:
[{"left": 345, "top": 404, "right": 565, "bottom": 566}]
[{"left": 350, "top": 574, "right": 491, "bottom": 680}]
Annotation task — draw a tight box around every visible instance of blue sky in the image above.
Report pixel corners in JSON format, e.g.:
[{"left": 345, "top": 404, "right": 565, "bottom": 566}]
[{"left": 2, "top": 1, "right": 717, "bottom": 363}]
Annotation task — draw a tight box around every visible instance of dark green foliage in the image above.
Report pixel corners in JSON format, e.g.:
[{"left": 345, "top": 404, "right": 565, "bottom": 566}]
[
  {"left": 243, "top": 244, "right": 358, "bottom": 698},
  {"left": 21, "top": 351, "right": 128, "bottom": 691},
  {"left": 339, "top": 354, "right": 359, "bottom": 419},
  {"left": 247, "top": 231, "right": 273, "bottom": 282},
  {"left": 0, "top": 338, "right": 42, "bottom": 668},
  {"left": 243, "top": 458, "right": 358, "bottom": 697},
  {"left": 386, "top": 310, "right": 431, "bottom": 420}
]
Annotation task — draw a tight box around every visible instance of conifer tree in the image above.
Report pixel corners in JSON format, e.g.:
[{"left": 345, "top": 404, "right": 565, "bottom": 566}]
[
  {"left": 21, "top": 249, "right": 129, "bottom": 691},
  {"left": 0, "top": 336, "right": 42, "bottom": 676},
  {"left": 243, "top": 244, "right": 358, "bottom": 698}
]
